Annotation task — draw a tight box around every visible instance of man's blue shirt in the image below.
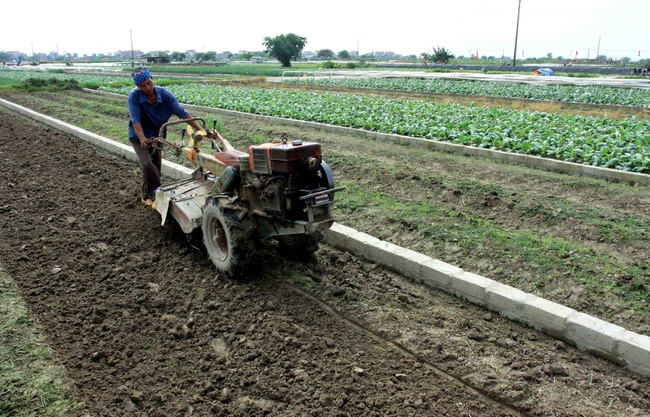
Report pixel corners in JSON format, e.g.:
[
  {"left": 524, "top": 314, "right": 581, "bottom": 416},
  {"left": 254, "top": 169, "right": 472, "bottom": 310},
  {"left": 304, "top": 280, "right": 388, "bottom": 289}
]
[{"left": 128, "top": 86, "right": 189, "bottom": 142}]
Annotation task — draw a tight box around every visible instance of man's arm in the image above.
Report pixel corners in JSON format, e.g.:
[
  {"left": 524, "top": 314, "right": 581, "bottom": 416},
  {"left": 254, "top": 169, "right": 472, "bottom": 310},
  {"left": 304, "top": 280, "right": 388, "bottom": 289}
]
[
  {"left": 182, "top": 113, "right": 203, "bottom": 132},
  {"left": 132, "top": 122, "right": 149, "bottom": 148},
  {"left": 162, "top": 89, "right": 203, "bottom": 132}
]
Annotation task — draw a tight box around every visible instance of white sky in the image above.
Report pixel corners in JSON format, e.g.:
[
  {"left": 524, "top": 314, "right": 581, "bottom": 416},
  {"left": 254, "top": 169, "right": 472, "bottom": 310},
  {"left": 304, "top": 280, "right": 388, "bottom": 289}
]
[{"left": 2, "top": 0, "right": 648, "bottom": 60}]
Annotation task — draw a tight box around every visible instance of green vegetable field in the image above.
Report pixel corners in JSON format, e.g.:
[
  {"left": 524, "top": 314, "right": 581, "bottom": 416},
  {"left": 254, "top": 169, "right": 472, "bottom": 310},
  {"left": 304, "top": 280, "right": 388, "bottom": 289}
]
[
  {"left": 100, "top": 83, "right": 650, "bottom": 173},
  {"left": 0, "top": 68, "right": 130, "bottom": 86},
  {"left": 285, "top": 76, "right": 650, "bottom": 108}
]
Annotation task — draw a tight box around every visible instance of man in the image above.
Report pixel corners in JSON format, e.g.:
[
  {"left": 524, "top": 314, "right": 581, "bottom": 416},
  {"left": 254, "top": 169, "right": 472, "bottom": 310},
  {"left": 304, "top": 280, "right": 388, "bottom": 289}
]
[{"left": 128, "top": 67, "right": 202, "bottom": 206}]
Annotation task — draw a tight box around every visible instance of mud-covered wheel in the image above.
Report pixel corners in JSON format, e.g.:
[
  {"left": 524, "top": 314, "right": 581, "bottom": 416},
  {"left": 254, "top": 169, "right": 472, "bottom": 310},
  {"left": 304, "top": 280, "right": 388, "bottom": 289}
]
[
  {"left": 202, "top": 204, "right": 248, "bottom": 276},
  {"left": 278, "top": 232, "right": 323, "bottom": 257}
]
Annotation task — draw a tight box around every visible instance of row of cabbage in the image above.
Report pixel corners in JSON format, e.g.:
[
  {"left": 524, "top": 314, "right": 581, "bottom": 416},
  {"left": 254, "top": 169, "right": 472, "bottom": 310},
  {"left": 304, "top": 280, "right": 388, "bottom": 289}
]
[
  {"left": 0, "top": 68, "right": 130, "bottom": 85},
  {"left": 100, "top": 84, "right": 650, "bottom": 173},
  {"left": 285, "top": 77, "right": 650, "bottom": 108}
]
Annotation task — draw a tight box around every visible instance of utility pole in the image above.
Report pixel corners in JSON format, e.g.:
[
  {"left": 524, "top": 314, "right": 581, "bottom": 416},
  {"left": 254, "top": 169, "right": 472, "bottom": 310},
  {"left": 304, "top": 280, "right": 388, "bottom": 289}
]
[
  {"left": 596, "top": 36, "right": 601, "bottom": 60},
  {"left": 512, "top": 0, "right": 522, "bottom": 68},
  {"left": 130, "top": 30, "right": 135, "bottom": 67}
]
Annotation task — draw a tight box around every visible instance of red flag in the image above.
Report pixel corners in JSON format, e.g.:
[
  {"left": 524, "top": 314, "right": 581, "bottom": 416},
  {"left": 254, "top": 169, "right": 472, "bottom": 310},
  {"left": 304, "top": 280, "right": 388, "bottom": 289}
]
[
  {"left": 475, "top": 50, "right": 478, "bottom": 60},
  {"left": 576, "top": 50, "right": 578, "bottom": 56},
  {"left": 639, "top": 50, "right": 641, "bottom": 57}
]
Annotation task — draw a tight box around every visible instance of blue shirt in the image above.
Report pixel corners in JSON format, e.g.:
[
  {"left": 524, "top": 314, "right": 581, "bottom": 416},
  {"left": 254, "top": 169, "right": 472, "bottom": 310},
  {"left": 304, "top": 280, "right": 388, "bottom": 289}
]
[{"left": 128, "top": 86, "right": 189, "bottom": 142}]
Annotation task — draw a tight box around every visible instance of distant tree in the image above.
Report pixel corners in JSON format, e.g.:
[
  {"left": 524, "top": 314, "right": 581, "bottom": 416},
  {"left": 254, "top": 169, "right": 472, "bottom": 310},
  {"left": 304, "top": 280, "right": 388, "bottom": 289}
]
[
  {"left": 620, "top": 57, "right": 631, "bottom": 64},
  {"left": 171, "top": 52, "right": 186, "bottom": 61},
  {"left": 263, "top": 33, "right": 307, "bottom": 67},
  {"left": 338, "top": 50, "right": 351, "bottom": 60},
  {"left": 203, "top": 51, "right": 217, "bottom": 61},
  {"left": 0, "top": 51, "right": 9, "bottom": 61},
  {"left": 547, "top": 53, "right": 553, "bottom": 60},
  {"left": 240, "top": 52, "right": 254, "bottom": 60},
  {"left": 317, "top": 49, "right": 335, "bottom": 59},
  {"left": 432, "top": 46, "right": 455, "bottom": 64},
  {"left": 597, "top": 55, "right": 608, "bottom": 61},
  {"left": 422, "top": 47, "right": 455, "bottom": 64}
]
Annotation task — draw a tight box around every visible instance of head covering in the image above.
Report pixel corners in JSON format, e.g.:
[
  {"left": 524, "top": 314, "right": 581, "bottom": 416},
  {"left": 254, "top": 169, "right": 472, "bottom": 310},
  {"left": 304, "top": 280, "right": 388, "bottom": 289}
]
[{"left": 132, "top": 67, "right": 151, "bottom": 85}]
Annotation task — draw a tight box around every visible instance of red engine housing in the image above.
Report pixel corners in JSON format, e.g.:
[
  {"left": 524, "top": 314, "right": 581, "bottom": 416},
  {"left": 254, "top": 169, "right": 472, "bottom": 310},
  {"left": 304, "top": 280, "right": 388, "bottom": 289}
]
[{"left": 249, "top": 141, "right": 322, "bottom": 174}]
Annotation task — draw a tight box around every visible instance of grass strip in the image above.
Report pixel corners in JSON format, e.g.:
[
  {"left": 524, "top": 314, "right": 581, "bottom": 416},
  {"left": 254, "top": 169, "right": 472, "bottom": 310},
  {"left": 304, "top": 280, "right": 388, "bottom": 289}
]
[
  {"left": 336, "top": 182, "right": 650, "bottom": 314},
  {"left": 0, "top": 266, "right": 82, "bottom": 416}
]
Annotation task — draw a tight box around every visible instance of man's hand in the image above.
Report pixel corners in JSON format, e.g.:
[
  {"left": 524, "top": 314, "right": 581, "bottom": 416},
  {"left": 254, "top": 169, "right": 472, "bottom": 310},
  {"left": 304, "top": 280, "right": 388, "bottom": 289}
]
[{"left": 139, "top": 137, "right": 148, "bottom": 149}]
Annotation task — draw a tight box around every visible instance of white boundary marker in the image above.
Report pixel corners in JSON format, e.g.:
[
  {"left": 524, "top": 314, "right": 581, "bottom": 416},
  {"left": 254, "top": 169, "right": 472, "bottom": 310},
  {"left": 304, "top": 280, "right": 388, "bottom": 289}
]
[
  {"left": 1, "top": 97, "right": 648, "bottom": 377},
  {"left": 323, "top": 223, "right": 650, "bottom": 377}
]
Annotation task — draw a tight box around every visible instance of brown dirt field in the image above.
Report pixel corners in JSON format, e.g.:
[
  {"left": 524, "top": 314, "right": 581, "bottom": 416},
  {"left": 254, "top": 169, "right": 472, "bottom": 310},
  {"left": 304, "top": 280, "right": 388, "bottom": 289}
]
[{"left": 1, "top": 104, "right": 649, "bottom": 416}]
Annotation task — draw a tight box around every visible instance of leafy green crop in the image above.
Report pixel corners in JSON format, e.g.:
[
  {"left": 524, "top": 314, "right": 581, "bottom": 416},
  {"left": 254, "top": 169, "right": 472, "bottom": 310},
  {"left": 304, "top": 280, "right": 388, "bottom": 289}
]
[
  {"left": 100, "top": 84, "right": 650, "bottom": 173},
  {"left": 0, "top": 68, "right": 130, "bottom": 86},
  {"left": 285, "top": 77, "right": 650, "bottom": 108}
]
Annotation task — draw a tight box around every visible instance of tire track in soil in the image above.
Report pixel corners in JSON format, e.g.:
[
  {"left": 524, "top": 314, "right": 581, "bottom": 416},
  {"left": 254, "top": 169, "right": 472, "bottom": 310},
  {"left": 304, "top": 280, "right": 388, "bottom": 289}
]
[
  {"left": 280, "top": 279, "right": 525, "bottom": 417},
  {"left": 1, "top": 106, "right": 648, "bottom": 416}
]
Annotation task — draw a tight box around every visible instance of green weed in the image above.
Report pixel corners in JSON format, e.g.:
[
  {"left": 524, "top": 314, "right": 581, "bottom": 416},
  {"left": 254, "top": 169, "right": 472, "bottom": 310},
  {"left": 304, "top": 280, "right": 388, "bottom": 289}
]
[{"left": 0, "top": 266, "right": 82, "bottom": 416}]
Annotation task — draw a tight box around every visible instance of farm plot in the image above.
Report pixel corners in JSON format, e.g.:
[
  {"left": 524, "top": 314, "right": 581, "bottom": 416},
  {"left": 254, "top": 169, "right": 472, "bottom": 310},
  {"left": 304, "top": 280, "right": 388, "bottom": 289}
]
[
  {"left": 99, "top": 84, "right": 650, "bottom": 173},
  {"left": 1, "top": 87, "right": 649, "bottom": 336},
  {"left": 285, "top": 76, "right": 650, "bottom": 108},
  {"left": 1, "top": 102, "right": 650, "bottom": 417},
  {"left": 0, "top": 68, "right": 131, "bottom": 86}
]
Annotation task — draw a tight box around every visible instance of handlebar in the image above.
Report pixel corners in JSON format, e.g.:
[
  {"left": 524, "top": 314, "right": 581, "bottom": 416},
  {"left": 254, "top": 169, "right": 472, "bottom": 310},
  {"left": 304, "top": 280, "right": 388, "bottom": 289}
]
[
  {"left": 158, "top": 117, "right": 207, "bottom": 138},
  {"left": 147, "top": 117, "right": 209, "bottom": 151}
]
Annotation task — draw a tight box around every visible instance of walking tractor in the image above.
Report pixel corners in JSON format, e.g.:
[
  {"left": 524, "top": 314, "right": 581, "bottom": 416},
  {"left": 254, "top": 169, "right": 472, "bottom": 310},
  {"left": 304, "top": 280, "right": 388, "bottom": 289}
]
[{"left": 149, "top": 118, "right": 344, "bottom": 276}]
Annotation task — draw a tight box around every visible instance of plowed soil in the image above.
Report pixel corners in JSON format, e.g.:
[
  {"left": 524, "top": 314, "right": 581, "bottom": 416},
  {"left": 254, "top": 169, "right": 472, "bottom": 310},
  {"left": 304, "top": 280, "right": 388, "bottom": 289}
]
[{"left": 1, "top": 103, "right": 649, "bottom": 416}]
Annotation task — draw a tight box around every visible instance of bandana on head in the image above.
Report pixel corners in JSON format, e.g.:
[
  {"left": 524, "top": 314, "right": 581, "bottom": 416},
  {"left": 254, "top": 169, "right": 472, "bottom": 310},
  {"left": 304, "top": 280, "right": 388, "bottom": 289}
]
[{"left": 132, "top": 67, "right": 151, "bottom": 85}]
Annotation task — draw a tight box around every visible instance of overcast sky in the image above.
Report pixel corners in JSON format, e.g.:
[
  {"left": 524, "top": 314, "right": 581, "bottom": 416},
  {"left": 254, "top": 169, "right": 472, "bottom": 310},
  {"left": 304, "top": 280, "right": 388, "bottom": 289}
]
[{"left": 2, "top": 0, "right": 647, "bottom": 60}]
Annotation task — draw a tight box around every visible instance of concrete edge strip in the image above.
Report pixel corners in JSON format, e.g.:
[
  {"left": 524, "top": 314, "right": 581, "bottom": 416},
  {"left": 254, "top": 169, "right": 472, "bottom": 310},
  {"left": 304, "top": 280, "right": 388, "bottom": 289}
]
[
  {"left": 2, "top": 97, "right": 649, "bottom": 378},
  {"left": 86, "top": 88, "right": 650, "bottom": 186}
]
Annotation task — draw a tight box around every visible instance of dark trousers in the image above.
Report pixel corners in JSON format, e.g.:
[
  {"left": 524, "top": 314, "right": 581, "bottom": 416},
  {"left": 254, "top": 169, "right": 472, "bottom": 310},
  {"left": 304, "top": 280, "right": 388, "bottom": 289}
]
[{"left": 131, "top": 142, "right": 162, "bottom": 200}]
